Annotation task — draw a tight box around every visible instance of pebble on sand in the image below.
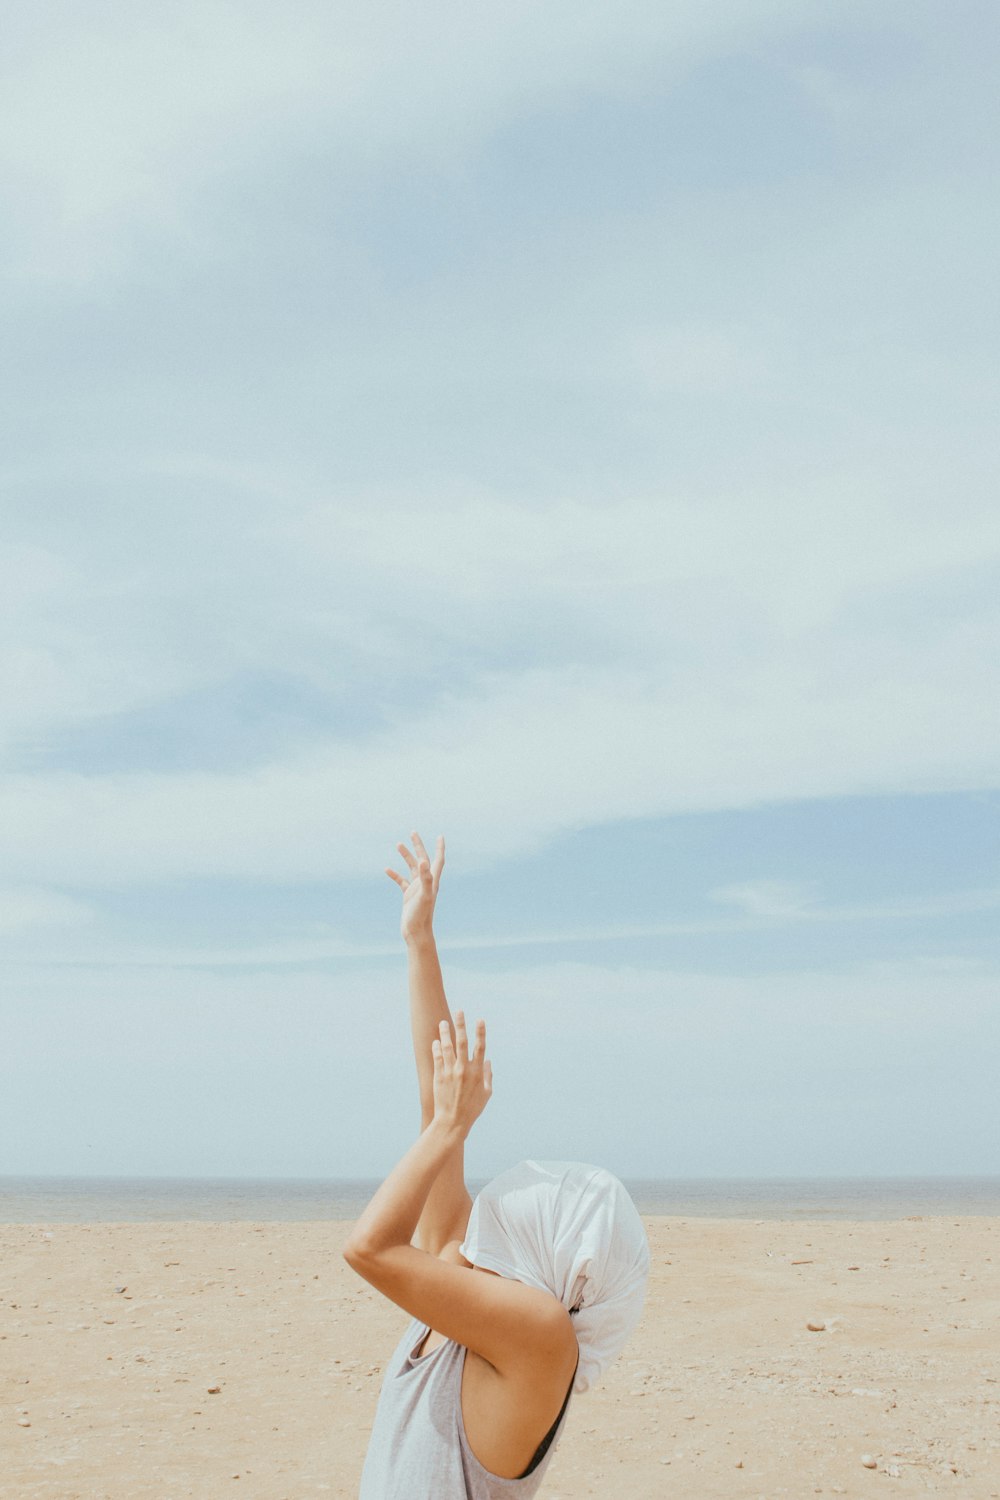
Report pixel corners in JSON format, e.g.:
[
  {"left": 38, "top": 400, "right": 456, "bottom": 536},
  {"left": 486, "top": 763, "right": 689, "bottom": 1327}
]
[
  {"left": 860, "top": 1453, "right": 878, "bottom": 1469},
  {"left": 806, "top": 1320, "right": 826, "bottom": 1332},
  {"left": 207, "top": 1385, "right": 222, "bottom": 1395}
]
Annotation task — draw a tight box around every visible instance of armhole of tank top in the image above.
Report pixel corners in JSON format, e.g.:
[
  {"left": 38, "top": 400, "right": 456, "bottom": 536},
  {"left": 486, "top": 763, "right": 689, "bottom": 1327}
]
[{"left": 517, "top": 1360, "right": 576, "bottom": 1479}]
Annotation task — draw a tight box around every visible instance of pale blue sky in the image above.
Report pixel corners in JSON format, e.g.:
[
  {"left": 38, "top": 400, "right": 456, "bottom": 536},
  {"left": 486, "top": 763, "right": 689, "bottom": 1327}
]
[{"left": 2, "top": 1, "right": 998, "bottom": 1180}]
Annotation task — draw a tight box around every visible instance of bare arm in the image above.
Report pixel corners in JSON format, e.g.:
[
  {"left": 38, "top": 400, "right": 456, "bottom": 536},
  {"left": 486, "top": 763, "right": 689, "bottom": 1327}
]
[
  {"left": 343, "top": 1015, "right": 575, "bottom": 1379},
  {"left": 386, "top": 833, "right": 472, "bottom": 1253}
]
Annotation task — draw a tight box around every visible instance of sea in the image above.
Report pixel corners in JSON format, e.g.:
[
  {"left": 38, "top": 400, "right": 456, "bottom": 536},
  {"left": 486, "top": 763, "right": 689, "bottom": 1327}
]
[{"left": 2, "top": 1175, "right": 1000, "bottom": 1224}]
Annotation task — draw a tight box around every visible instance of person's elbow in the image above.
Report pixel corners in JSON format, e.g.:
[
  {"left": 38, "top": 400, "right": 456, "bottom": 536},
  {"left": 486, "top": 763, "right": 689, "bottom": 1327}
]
[{"left": 342, "top": 1233, "right": 377, "bottom": 1273}]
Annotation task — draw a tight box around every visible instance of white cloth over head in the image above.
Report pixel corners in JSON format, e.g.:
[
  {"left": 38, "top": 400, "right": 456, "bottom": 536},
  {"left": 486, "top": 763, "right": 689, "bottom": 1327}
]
[{"left": 460, "top": 1160, "right": 650, "bottom": 1394}]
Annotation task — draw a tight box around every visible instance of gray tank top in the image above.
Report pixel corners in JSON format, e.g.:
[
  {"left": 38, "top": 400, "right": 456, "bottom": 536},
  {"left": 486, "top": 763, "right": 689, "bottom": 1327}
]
[{"left": 357, "top": 1318, "right": 573, "bottom": 1499}]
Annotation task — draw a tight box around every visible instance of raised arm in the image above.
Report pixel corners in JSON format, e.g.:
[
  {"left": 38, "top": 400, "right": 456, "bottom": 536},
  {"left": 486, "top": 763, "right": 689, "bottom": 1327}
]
[
  {"left": 343, "top": 1014, "right": 576, "bottom": 1384},
  {"left": 385, "top": 832, "right": 473, "bottom": 1254}
]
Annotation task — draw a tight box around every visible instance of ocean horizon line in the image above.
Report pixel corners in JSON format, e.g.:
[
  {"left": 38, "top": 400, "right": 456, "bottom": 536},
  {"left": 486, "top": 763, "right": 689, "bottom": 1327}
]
[
  {"left": 3, "top": 1173, "right": 999, "bottom": 1224},
  {"left": 5, "top": 1170, "right": 999, "bottom": 1182}
]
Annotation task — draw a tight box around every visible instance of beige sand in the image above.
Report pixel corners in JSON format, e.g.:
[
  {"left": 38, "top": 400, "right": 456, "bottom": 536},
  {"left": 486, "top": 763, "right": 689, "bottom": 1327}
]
[{"left": 3, "top": 1217, "right": 998, "bottom": 1499}]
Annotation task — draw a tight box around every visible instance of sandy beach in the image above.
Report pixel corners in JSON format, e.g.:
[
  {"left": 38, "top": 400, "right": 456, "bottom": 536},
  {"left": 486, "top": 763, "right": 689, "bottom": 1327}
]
[{"left": 4, "top": 1216, "right": 998, "bottom": 1499}]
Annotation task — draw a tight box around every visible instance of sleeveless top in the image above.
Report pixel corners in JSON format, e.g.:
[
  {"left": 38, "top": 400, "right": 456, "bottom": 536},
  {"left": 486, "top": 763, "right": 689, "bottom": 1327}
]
[{"left": 357, "top": 1318, "right": 574, "bottom": 1499}]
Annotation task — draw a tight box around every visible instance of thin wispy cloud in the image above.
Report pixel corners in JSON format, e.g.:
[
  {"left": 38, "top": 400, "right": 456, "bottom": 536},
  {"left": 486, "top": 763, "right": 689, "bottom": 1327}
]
[
  {"left": 6, "top": 881, "right": 999, "bottom": 973},
  {"left": 0, "top": 886, "right": 95, "bottom": 937},
  {"left": 3, "top": 478, "right": 998, "bottom": 888},
  {"left": 2, "top": 1, "right": 874, "bottom": 279}
]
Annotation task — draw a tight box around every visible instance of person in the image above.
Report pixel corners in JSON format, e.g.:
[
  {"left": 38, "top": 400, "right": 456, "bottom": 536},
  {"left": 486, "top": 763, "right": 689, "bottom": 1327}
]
[{"left": 344, "top": 833, "right": 650, "bottom": 1498}]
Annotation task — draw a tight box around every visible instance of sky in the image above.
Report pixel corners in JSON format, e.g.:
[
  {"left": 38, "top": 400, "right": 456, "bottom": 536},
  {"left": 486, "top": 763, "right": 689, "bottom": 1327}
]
[{"left": 2, "top": 1, "right": 998, "bottom": 1182}]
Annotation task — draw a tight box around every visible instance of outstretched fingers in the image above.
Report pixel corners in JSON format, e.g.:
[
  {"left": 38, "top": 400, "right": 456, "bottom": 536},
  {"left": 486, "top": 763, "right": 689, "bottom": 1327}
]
[
  {"left": 431, "top": 1012, "right": 493, "bottom": 1130},
  {"left": 386, "top": 833, "right": 433, "bottom": 892},
  {"left": 442, "top": 1013, "right": 488, "bottom": 1076}
]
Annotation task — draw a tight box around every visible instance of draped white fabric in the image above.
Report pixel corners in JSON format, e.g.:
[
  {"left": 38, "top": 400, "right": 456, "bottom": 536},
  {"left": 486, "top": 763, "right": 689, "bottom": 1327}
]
[{"left": 460, "top": 1160, "right": 650, "bottom": 1394}]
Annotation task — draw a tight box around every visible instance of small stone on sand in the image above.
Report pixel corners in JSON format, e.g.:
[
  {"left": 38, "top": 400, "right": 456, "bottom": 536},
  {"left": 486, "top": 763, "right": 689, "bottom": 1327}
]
[
  {"left": 860, "top": 1453, "right": 877, "bottom": 1469},
  {"left": 806, "top": 1320, "right": 826, "bottom": 1332}
]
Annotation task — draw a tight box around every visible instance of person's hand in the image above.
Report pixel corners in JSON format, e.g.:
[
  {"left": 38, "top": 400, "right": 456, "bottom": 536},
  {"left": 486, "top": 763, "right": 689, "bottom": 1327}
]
[
  {"left": 432, "top": 1011, "right": 492, "bottom": 1139},
  {"left": 386, "top": 831, "right": 445, "bottom": 945}
]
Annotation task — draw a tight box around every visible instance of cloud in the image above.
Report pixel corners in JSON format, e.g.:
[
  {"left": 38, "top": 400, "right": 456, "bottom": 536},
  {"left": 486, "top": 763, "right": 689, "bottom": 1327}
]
[
  {"left": 2, "top": 6, "right": 996, "bottom": 1187},
  {"left": 0, "top": 0, "right": 887, "bottom": 281},
  {"left": 0, "top": 886, "right": 95, "bottom": 936},
  {"left": 4, "top": 472, "right": 997, "bottom": 752},
  {"left": 710, "top": 880, "right": 819, "bottom": 919},
  {"left": 0, "top": 534, "right": 208, "bottom": 754},
  {"left": 628, "top": 324, "right": 767, "bottom": 396},
  {"left": 0, "top": 656, "right": 992, "bottom": 890},
  {"left": 1, "top": 471, "right": 998, "bottom": 888},
  {"left": 0, "top": 5, "right": 340, "bottom": 279},
  {"left": 10, "top": 880, "right": 997, "bottom": 972},
  {"left": 1, "top": 5, "right": 997, "bottom": 903}
]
